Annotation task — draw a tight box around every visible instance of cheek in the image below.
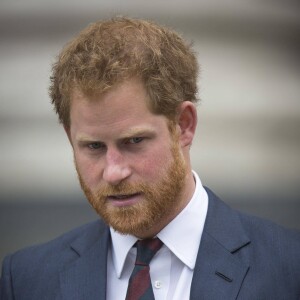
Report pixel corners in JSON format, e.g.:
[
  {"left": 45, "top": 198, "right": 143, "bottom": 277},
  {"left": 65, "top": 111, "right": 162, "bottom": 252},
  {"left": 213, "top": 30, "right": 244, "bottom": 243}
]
[
  {"left": 74, "top": 153, "right": 102, "bottom": 188},
  {"left": 135, "top": 146, "right": 172, "bottom": 179}
]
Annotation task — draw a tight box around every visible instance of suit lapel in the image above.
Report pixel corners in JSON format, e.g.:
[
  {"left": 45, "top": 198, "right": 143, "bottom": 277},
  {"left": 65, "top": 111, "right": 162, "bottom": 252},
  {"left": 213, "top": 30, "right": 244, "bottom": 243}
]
[
  {"left": 58, "top": 189, "right": 251, "bottom": 299},
  {"left": 190, "top": 188, "right": 250, "bottom": 299},
  {"left": 60, "top": 221, "right": 110, "bottom": 300}
]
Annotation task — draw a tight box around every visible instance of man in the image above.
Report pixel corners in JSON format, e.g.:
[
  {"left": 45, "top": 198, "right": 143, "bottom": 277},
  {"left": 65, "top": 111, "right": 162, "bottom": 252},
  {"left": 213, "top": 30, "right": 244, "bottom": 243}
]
[{"left": 1, "top": 17, "right": 300, "bottom": 300}]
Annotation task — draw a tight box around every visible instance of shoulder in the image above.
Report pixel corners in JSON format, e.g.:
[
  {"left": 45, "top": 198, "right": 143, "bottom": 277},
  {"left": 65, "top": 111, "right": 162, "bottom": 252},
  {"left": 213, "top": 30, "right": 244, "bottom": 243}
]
[
  {"left": 204, "top": 187, "right": 300, "bottom": 295},
  {"left": 204, "top": 187, "right": 300, "bottom": 264},
  {"left": 1, "top": 219, "right": 109, "bottom": 299},
  {"left": 1, "top": 219, "right": 108, "bottom": 281},
  {"left": 205, "top": 186, "right": 300, "bottom": 244},
  {"left": 236, "top": 205, "right": 300, "bottom": 244}
]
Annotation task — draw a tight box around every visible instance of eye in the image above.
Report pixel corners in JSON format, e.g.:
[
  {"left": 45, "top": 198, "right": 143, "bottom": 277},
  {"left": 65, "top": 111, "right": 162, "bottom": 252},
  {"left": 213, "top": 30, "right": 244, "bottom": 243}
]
[
  {"left": 88, "top": 142, "right": 104, "bottom": 150},
  {"left": 128, "top": 137, "right": 144, "bottom": 144}
]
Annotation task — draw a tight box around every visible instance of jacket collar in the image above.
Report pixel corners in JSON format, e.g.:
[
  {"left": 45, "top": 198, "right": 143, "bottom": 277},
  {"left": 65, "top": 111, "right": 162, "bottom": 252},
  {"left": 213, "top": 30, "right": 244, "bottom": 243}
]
[
  {"left": 58, "top": 188, "right": 251, "bottom": 300},
  {"left": 190, "top": 188, "right": 251, "bottom": 299},
  {"left": 59, "top": 220, "right": 110, "bottom": 300}
]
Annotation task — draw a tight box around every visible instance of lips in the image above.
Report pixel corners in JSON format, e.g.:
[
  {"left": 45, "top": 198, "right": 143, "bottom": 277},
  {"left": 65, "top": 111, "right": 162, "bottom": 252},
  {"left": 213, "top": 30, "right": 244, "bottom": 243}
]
[
  {"left": 107, "top": 193, "right": 141, "bottom": 207},
  {"left": 108, "top": 193, "right": 139, "bottom": 200}
]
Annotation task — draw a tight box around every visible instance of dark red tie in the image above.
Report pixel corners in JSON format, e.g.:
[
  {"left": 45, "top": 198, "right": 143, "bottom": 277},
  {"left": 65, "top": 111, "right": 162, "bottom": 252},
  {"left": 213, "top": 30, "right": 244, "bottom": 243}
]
[{"left": 125, "top": 238, "right": 163, "bottom": 300}]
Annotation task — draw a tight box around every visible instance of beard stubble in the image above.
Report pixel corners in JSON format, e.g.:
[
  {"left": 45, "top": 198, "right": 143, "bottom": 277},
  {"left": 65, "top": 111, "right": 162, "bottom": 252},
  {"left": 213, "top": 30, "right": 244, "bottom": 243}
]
[{"left": 76, "top": 137, "right": 187, "bottom": 237}]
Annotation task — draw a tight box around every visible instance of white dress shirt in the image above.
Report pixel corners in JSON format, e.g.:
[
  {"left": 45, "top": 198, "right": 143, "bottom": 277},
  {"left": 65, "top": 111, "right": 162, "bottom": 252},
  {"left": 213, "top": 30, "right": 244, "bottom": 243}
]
[{"left": 106, "top": 171, "right": 208, "bottom": 300}]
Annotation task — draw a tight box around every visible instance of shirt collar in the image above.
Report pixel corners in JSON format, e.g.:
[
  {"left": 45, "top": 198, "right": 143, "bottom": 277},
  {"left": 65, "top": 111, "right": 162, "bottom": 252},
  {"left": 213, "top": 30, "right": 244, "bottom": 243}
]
[
  {"left": 157, "top": 171, "right": 208, "bottom": 269},
  {"left": 110, "top": 170, "right": 208, "bottom": 277},
  {"left": 110, "top": 229, "right": 137, "bottom": 278}
]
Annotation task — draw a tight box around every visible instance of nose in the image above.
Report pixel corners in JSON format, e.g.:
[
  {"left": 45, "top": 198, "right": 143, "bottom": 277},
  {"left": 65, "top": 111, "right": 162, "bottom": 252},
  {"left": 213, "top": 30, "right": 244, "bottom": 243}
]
[{"left": 102, "top": 147, "right": 131, "bottom": 185}]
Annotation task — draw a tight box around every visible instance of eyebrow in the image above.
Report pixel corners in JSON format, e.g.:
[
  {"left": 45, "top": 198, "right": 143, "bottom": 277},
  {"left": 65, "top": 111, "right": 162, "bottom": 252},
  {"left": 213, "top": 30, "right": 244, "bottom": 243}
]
[
  {"left": 75, "top": 127, "right": 156, "bottom": 143},
  {"left": 119, "top": 127, "right": 156, "bottom": 139},
  {"left": 75, "top": 134, "right": 97, "bottom": 143}
]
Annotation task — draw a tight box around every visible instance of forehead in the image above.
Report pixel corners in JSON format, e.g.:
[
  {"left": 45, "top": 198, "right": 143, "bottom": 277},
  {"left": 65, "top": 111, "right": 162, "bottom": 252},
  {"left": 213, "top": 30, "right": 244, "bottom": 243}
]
[
  {"left": 69, "top": 78, "right": 169, "bottom": 138},
  {"left": 71, "top": 78, "right": 151, "bottom": 112}
]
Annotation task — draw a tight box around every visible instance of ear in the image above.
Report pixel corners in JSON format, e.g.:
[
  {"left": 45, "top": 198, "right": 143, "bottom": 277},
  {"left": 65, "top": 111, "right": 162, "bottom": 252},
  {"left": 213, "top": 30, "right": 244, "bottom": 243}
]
[{"left": 177, "top": 101, "right": 197, "bottom": 148}]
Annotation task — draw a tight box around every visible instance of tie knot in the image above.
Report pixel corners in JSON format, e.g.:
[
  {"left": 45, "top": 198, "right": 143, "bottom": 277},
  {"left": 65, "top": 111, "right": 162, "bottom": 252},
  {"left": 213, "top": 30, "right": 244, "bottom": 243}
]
[{"left": 135, "top": 238, "right": 163, "bottom": 266}]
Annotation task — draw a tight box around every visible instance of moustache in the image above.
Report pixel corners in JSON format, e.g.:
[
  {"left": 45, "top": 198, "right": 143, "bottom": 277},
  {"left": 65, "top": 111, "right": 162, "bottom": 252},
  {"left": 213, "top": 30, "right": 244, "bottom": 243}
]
[{"left": 95, "top": 181, "right": 148, "bottom": 197}]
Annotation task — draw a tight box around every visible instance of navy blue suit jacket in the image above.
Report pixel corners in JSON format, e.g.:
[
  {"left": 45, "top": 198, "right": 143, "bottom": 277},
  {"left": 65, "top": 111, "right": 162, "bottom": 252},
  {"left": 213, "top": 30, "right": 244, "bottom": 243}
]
[{"left": 1, "top": 188, "right": 300, "bottom": 299}]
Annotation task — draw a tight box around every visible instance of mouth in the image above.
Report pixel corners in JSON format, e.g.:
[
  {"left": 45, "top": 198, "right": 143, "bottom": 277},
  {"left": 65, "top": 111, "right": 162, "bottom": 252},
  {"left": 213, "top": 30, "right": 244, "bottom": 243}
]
[{"left": 107, "top": 193, "right": 142, "bottom": 207}]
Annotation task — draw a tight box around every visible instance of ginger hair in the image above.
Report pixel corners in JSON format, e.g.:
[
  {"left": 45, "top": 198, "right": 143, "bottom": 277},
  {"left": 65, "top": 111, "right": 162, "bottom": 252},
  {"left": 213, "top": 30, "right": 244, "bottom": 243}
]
[{"left": 49, "top": 17, "right": 199, "bottom": 128}]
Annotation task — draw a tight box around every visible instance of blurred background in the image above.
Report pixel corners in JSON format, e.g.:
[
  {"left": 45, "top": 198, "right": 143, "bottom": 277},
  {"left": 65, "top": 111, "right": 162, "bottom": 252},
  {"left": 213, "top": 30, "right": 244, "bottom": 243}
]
[{"left": 1, "top": 0, "right": 300, "bottom": 264}]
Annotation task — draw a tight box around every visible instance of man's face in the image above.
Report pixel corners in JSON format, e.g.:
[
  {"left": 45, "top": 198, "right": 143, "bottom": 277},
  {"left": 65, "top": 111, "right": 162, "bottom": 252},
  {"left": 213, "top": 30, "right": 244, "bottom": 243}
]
[{"left": 68, "top": 78, "right": 188, "bottom": 238}]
